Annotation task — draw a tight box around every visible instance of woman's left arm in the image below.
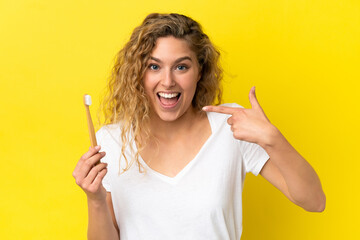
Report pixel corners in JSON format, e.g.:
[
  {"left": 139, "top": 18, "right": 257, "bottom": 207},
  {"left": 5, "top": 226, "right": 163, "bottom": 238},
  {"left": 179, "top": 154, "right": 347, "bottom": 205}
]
[
  {"left": 258, "top": 127, "right": 326, "bottom": 212},
  {"left": 203, "top": 87, "right": 326, "bottom": 212}
]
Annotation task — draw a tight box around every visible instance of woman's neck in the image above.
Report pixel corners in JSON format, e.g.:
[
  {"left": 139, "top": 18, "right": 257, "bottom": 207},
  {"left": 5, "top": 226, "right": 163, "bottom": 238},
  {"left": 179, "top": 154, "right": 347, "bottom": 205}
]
[{"left": 148, "top": 107, "right": 205, "bottom": 141}]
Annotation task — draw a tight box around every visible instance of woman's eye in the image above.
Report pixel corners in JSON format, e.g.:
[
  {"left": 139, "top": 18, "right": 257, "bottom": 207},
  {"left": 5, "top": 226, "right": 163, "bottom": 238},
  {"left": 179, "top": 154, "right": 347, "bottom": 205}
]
[
  {"left": 176, "top": 65, "right": 187, "bottom": 71},
  {"left": 149, "top": 64, "right": 159, "bottom": 70}
]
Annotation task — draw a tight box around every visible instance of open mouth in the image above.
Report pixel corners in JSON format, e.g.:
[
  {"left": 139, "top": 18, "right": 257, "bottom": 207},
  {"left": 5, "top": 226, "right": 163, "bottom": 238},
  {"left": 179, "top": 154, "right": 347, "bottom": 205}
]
[{"left": 157, "top": 92, "right": 181, "bottom": 108}]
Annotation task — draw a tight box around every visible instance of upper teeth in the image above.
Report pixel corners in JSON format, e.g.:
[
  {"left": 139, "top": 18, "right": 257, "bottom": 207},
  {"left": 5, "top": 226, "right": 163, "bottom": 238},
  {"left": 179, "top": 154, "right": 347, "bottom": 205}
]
[{"left": 158, "top": 92, "right": 179, "bottom": 98}]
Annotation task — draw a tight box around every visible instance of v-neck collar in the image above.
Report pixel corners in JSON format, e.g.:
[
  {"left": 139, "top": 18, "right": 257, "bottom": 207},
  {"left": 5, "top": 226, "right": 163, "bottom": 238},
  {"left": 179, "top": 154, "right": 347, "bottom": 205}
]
[{"left": 135, "top": 111, "right": 216, "bottom": 185}]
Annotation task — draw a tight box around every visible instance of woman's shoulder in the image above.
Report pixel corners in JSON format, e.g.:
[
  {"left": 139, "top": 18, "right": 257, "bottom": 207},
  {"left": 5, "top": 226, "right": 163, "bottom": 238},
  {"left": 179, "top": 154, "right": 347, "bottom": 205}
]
[
  {"left": 206, "top": 103, "right": 244, "bottom": 131},
  {"left": 96, "top": 123, "right": 122, "bottom": 146},
  {"left": 219, "top": 103, "right": 244, "bottom": 109},
  {"left": 207, "top": 103, "right": 244, "bottom": 120}
]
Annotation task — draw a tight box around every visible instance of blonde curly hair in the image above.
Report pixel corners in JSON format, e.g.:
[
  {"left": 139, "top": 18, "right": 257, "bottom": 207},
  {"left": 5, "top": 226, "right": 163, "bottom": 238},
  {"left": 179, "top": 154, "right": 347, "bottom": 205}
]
[{"left": 101, "top": 13, "right": 222, "bottom": 173}]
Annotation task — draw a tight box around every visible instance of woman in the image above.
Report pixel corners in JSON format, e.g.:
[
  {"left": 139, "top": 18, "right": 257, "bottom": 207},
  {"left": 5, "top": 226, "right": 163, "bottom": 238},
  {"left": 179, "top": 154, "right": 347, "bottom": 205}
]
[{"left": 73, "top": 13, "right": 326, "bottom": 240}]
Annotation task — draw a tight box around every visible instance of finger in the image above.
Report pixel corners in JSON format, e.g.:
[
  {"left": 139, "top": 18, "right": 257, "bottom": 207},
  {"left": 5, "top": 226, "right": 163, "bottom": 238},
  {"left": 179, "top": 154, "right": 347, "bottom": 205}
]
[
  {"left": 202, "top": 105, "right": 238, "bottom": 115},
  {"left": 75, "top": 146, "right": 102, "bottom": 172},
  {"left": 83, "top": 162, "right": 108, "bottom": 186},
  {"left": 91, "top": 168, "right": 108, "bottom": 189},
  {"left": 81, "top": 146, "right": 101, "bottom": 161},
  {"left": 227, "top": 116, "right": 233, "bottom": 125},
  {"left": 78, "top": 152, "right": 106, "bottom": 179},
  {"left": 248, "top": 86, "right": 261, "bottom": 110},
  {"left": 89, "top": 151, "right": 106, "bottom": 165},
  {"left": 84, "top": 151, "right": 106, "bottom": 168}
]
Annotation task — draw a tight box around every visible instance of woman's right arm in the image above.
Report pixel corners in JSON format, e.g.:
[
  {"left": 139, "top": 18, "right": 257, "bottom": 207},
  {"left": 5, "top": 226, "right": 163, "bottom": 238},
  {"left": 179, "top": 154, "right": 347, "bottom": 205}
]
[{"left": 73, "top": 146, "right": 120, "bottom": 240}]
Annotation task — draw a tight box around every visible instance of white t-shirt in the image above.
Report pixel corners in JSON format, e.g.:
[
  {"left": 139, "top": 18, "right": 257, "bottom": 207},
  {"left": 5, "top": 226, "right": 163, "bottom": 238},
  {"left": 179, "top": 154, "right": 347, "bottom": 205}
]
[{"left": 96, "top": 103, "right": 269, "bottom": 240}]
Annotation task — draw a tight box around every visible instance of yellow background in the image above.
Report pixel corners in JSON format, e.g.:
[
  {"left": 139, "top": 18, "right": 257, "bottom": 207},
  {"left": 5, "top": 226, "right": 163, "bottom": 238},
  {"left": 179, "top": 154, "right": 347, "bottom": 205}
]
[{"left": 1, "top": 0, "right": 359, "bottom": 239}]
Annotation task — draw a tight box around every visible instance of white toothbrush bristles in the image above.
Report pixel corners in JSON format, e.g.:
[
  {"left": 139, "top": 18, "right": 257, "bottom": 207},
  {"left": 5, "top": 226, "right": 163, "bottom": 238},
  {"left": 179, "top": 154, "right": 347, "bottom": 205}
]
[
  {"left": 83, "top": 94, "right": 97, "bottom": 148},
  {"left": 84, "top": 94, "right": 92, "bottom": 106}
]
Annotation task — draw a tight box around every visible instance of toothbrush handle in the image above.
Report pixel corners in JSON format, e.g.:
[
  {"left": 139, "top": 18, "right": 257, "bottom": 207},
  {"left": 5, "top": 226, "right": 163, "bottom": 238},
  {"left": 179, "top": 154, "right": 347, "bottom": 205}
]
[{"left": 85, "top": 105, "right": 98, "bottom": 147}]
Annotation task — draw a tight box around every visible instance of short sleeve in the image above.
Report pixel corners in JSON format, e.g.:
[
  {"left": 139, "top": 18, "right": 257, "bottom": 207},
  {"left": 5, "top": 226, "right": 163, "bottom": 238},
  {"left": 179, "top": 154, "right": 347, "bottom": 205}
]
[
  {"left": 96, "top": 127, "right": 112, "bottom": 192},
  {"left": 239, "top": 140, "right": 269, "bottom": 176},
  {"left": 219, "top": 103, "right": 269, "bottom": 176}
]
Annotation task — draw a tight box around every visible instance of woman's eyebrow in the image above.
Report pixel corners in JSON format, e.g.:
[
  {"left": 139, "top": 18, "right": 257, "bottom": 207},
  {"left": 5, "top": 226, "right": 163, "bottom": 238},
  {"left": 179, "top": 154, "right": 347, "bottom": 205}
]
[
  {"left": 149, "top": 56, "right": 162, "bottom": 62},
  {"left": 149, "top": 56, "right": 193, "bottom": 64},
  {"left": 174, "top": 56, "right": 192, "bottom": 64}
]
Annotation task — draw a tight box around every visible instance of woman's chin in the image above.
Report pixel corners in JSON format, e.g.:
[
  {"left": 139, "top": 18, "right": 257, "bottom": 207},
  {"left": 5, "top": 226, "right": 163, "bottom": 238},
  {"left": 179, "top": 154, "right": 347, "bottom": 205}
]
[{"left": 156, "top": 112, "right": 181, "bottom": 122}]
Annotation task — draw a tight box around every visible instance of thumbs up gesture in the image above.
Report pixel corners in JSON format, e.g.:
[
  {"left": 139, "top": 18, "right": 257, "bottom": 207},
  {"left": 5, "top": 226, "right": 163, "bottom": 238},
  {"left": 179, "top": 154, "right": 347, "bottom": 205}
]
[{"left": 203, "top": 87, "right": 279, "bottom": 146}]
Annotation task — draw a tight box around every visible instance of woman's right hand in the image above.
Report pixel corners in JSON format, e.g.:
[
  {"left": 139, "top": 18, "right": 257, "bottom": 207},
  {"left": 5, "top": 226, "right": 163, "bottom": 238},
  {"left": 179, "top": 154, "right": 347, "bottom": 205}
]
[{"left": 73, "top": 146, "right": 108, "bottom": 202}]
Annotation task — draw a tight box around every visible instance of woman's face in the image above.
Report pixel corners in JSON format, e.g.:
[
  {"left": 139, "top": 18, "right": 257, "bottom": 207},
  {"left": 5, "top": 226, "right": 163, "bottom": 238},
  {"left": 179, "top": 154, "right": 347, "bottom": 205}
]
[{"left": 143, "top": 36, "right": 201, "bottom": 122}]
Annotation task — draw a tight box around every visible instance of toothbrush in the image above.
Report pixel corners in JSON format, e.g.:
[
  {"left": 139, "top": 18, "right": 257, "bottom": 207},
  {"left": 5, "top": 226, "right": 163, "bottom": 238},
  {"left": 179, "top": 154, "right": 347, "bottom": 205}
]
[{"left": 83, "top": 94, "right": 98, "bottom": 148}]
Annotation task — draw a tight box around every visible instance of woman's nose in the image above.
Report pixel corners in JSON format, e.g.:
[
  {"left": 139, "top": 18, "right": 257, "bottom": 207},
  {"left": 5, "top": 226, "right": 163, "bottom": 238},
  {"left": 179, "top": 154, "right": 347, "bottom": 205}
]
[{"left": 161, "top": 69, "right": 176, "bottom": 87}]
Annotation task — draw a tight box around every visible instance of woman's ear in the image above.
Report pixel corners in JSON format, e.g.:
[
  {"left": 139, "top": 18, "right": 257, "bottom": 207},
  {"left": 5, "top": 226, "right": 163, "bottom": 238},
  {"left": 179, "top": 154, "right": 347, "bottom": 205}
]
[{"left": 197, "top": 66, "right": 202, "bottom": 82}]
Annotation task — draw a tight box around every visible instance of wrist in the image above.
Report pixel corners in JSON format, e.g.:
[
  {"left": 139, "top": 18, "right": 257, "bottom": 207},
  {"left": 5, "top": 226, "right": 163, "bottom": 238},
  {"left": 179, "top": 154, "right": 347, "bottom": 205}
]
[
  {"left": 259, "top": 124, "right": 283, "bottom": 149},
  {"left": 87, "top": 196, "right": 107, "bottom": 209}
]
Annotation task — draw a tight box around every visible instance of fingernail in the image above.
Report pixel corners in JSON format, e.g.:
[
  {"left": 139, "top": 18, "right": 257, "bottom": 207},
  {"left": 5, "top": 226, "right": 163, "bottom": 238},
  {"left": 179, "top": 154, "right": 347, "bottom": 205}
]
[
  {"left": 95, "top": 145, "right": 101, "bottom": 150},
  {"left": 202, "top": 106, "right": 208, "bottom": 111}
]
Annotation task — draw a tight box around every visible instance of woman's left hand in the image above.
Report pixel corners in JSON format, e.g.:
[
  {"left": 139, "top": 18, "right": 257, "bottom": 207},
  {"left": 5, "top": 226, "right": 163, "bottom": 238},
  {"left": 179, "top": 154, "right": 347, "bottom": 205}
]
[
  {"left": 203, "top": 86, "right": 278, "bottom": 146},
  {"left": 205, "top": 87, "right": 326, "bottom": 212}
]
